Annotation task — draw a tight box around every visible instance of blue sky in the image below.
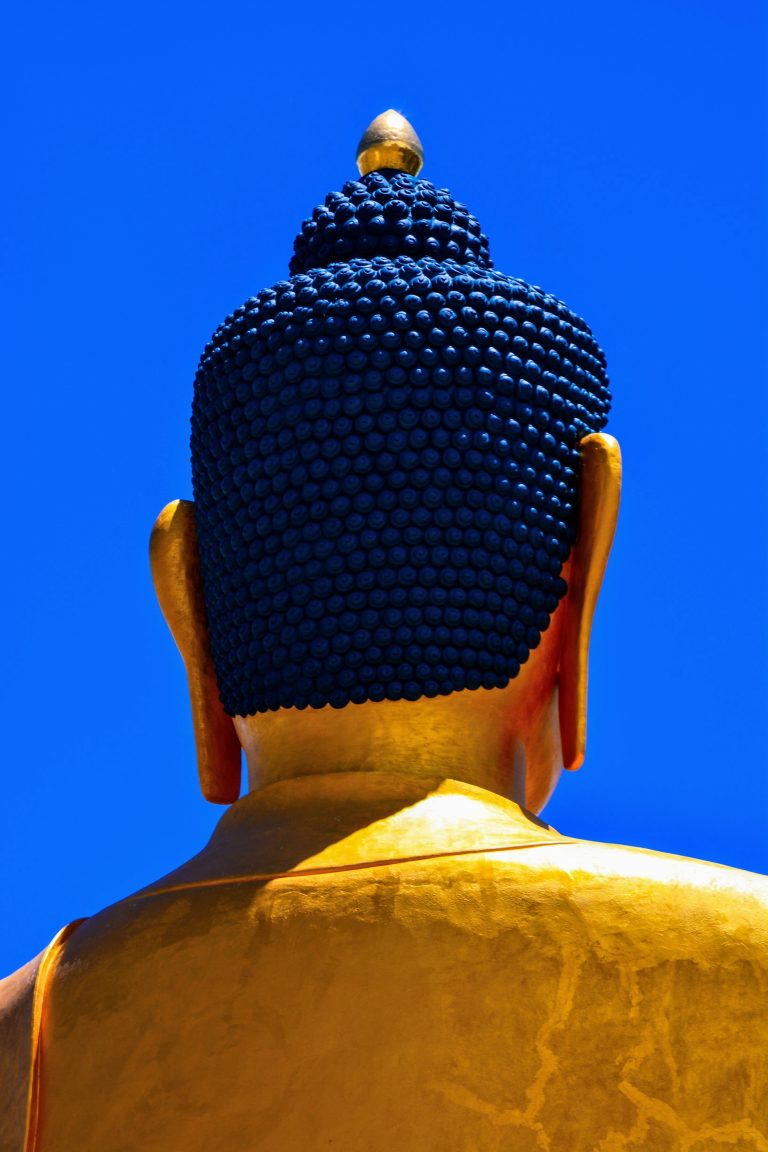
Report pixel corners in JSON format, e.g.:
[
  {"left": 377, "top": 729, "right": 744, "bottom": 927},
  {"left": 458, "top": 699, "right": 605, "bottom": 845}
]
[{"left": 1, "top": 1, "right": 766, "bottom": 976}]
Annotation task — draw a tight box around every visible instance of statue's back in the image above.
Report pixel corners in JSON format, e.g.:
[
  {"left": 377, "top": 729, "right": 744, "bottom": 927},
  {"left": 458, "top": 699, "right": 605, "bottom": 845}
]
[{"left": 20, "top": 778, "right": 768, "bottom": 1152}]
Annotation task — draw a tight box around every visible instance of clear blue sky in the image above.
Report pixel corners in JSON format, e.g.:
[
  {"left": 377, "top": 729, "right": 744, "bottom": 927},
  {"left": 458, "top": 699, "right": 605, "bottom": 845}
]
[{"left": 1, "top": 1, "right": 766, "bottom": 977}]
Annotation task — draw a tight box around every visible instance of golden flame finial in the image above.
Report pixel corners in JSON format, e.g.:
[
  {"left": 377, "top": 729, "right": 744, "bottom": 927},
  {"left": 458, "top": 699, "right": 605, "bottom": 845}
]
[{"left": 356, "top": 110, "right": 424, "bottom": 177}]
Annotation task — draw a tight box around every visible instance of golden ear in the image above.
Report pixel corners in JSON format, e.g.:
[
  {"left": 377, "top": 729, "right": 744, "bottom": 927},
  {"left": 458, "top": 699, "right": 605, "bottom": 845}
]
[
  {"left": 150, "top": 500, "right": 242, "bottom": 803},
  {"left": 558, "top": 433, "right": 622, "bottom": 772}
]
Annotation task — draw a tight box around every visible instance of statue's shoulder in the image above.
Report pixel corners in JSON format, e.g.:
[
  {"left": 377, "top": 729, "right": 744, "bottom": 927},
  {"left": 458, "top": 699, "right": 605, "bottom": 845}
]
[
  {"left": 0, "top": 922, "right": 85, "bottom": 1152},
  {"left": 474, "top": 834, "right": 768, "bottom": 968},
  {"left": 560, "top": 835, "right": 768, "bottom": 911},
  {"left": 4, "top": 839, "right": 764, "bottom": 1147},
  {"left": 0, "top": 949, "right": 44, "bottom": 1151}
]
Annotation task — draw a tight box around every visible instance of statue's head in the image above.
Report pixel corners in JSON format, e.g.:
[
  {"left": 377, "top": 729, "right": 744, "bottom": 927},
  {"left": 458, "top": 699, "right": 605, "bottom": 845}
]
[{"left": 152, "top": 112, "right": 620, "bottom": 813}]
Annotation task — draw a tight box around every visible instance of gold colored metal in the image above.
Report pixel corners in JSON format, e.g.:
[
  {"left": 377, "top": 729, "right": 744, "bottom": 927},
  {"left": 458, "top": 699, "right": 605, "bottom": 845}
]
[
  {"left": 559, "top": 432, "right": 622, "bottom": 771},
  {"left": 150, "top": 500, "right": 241, "bottom": 804},
  {"left": 356, "top": 110, "right": 424, "bottom": 176},
  {"left": 13, "top": 774, "right": 768, "bottom": 1149},
  {"left": 22, "top": 921, "right": 85, "bottom": 1152}
]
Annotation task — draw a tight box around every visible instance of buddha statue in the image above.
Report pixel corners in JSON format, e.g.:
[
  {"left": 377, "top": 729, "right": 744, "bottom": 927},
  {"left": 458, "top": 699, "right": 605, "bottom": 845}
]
[{"left": 2, "top": 111, "right": 766, "bottom": 1152}]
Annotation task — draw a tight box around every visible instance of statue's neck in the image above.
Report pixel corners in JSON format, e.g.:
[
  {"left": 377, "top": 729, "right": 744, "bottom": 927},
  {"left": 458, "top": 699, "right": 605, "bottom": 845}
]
[
  {"left": 140, "top": 772, "right": 561, "bottom": 899},
  {"left": 233, "top": 688, "right": 560, "bottom": 808}
]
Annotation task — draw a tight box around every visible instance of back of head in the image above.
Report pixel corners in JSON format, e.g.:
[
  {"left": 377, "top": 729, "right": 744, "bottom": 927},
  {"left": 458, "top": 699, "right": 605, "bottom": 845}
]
[{"left": 191, "top": 134, "right": 611, "bottom": 720}]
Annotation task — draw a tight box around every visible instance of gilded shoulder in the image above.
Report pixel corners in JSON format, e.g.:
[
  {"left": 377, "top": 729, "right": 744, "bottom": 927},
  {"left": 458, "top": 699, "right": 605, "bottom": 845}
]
[
  {"left": 466, "top": 836, "right": 768, "bottom": 971},
  {"left": 0, "top": 949, "right": 44, "bottom": 1151}
]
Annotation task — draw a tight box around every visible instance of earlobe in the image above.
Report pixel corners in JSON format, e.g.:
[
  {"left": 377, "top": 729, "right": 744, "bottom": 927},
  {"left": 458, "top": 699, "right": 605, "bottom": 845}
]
[
  {"left": 558, "top": 434, "right": 622, "bottom": 772},
  {"left": 150, "top": 500, "right": 242, "bottom": 804}
]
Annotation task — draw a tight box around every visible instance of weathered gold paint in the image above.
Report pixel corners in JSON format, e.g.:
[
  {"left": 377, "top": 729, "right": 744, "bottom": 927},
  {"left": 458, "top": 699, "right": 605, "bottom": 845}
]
[
  {"left": 31, "top": 776, "right": 768, "bottom": 1150},
  {"left": 356, "top": 109, "right": 424, "bottom": 176}
]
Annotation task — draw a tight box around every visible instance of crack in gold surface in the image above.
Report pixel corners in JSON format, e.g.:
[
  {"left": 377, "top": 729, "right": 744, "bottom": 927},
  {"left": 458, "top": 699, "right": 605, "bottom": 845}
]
[
  {"left": 598, "top": 962, "right": 768, "bottom": 1151},
  {"left": 430, "top": 951, "right": 586, "bottom": 1149},
  {"left": 597, "top": 965, "right": 679, "bottom": 1151},
  {"left": 618, "top": 1082, "right": 768, "bottom": 1150},
  {"left": 434, "top": 954, "right": 767, "bottom": 1152}
]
